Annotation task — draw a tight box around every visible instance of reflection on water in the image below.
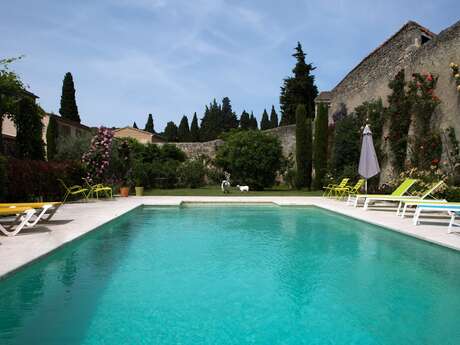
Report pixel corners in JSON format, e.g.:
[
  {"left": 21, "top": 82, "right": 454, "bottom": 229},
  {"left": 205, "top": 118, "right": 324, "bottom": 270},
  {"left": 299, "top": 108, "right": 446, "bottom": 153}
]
[{"left": 0, "top": 206, "right": 460, "bottom": 345}]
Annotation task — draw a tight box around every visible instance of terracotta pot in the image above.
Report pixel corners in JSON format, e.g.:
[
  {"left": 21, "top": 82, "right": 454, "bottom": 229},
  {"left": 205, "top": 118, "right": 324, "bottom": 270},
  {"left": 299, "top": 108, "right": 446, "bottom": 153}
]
[
  {"left": 120, "top": 187, "right": 130, "bottom": 197},
  {"left": 135, "top": 186, "right": 144, "bottom": 196}
]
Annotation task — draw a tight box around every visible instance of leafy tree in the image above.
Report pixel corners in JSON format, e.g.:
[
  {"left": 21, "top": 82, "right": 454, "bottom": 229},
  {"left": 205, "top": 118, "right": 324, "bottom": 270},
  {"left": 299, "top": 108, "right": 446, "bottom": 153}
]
[
  {"left": 295, "top": 104, "right": 312, "bottom": 188},
  {"left": 280, "top": 42, "right": 318, "bottom": 125},
  {"left": 15, "top": 97, "right": 45, "bottom": 160},
  {"left": 222, "top": 97, "right": 238, "bottom": 131},
  {"left": 200, "top": 99, "right": 222, "bottom": 141},
  {"left": 313, "top": 103, "right": 328, "bottom": 189},
  {"left": 164, "top": 121, "right": 178, "bottom": 142},
  {"left": 177, "top": 115, "right": 191, "bottom": 142},
  {"left": 260, "top": 109, "right": 270, "bottom": 130},
  {"left": 270, "top": 105, "right": 279, "bottom": 128},
  {"left": 133, "top": 121, "right": 138, "bottom": 129},
  {"left": 0, "top": 57, "right": 25, "bottom": 153},
  {"left": 55, "top": 132, "right": 92, "bottom": 161},
  {"left": 239, "top": 110, "right": 251, "bottom": 130},
  {"left": 331, "top": 113, "right": 361, "bottom": 177},
  {"left": 216, "top": 130, "right": 283, "bottom": 190},
  {"left": 59, "top": 72, "right": 80, "bottom": 123},
  {"left": 249, "top": 112, "right": 258, "bottom": 130},
  {"left": 46, "top": 115, "right": 59, "bottom": 161},
  {"left": 190, "top": 112, "right": 200, "bottom": 142},
  {"left": 144, "top": 113, "right": 155, "bottom": 133}
]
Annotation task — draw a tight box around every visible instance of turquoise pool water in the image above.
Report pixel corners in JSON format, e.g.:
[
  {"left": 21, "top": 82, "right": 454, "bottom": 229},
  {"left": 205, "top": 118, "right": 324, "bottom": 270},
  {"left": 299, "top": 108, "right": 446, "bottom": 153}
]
[{"left": 1, "top": 205, "right": 460, "bottom": 344}]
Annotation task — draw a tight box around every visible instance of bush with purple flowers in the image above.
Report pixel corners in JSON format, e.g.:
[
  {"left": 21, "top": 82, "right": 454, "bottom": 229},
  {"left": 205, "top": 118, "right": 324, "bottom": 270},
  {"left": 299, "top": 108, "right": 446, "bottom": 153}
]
[{"left": 82, "top": 127, "right": 114, "bottom": 184}]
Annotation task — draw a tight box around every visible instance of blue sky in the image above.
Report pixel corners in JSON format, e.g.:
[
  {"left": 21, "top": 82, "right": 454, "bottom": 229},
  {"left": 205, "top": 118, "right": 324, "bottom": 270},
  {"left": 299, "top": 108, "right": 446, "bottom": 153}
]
[{"left": 2, "top": 0, "right": 459, "bottom": 131}]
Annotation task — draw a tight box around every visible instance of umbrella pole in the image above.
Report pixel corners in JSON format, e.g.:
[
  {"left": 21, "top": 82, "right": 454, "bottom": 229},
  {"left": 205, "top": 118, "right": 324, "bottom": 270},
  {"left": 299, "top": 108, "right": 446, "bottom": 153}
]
[{"left": 365, "top": 179, "right": 368, "bottom": 194}]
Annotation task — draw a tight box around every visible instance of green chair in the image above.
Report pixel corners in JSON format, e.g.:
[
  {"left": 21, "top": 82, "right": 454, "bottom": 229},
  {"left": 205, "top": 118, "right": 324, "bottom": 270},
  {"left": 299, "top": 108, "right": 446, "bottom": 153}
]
[
  {"left": 334, "top": 179, "right": 365, "bottom": 199},
  {"left": 85, "top": 181, "right": 113, "bottom": 199},
  {"left": 58, "top": 179, "right": 89, "bottom": 203},
  {"left": 323, "top": 178, "right": 350, "bottom": 197}
]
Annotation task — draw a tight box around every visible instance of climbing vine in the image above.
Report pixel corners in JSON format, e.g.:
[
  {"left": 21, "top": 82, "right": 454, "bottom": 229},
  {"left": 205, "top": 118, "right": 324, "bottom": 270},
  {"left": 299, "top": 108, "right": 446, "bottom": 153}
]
[
  {"left": 407, "top": 72, "right": 442, "bottom": 170},
  {"left": 449, "top": 62, "right": 460, "bottom": 93}
]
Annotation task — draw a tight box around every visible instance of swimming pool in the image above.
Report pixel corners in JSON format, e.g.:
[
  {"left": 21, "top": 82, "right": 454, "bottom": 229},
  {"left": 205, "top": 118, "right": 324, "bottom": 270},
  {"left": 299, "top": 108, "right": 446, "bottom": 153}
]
[{"left": 1, "top": 205, "right": 460, "bottom": 344}]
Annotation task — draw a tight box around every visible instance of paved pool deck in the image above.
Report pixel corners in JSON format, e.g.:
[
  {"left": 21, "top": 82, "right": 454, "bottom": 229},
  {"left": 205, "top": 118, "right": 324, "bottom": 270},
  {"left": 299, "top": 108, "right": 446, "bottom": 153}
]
[{"left": 1, "top": 196, "right": 460, "bottom": 278}]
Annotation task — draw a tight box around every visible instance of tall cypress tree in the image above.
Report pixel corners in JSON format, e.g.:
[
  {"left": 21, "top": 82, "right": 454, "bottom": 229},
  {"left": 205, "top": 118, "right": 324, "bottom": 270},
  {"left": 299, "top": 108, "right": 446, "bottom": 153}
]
[
  {"left": 240, "top": 110, "right": 251, "bottom": 130},
  {"left": 59, "top": 72, "right": 80, "bottom": 123},
  {"left": 133, "top": 121, "right": 138, "bottom": 129},
  {"left": 200, "top": 99, "right": 222, "bottom": 141},
  {"left": 15, "top": 97, "right": 45, "bottom": 160},
  {"left": 190, "top": 112, "right": 200, "bottom": 142},
  {"left": 280, "top": 42, "right": 318, "bottom": 125},
  {"left": 249, "top": 112, "right": 258, "bottom": 130},
  {"left": 164, "top": 121, "right": 178, "bottom": 142},
  {"left": 177, "top": 115, "right": 191, "bottom": 142},
  {"left": 46, "top": 115, "right": 59, "bottom": 161},
  {"left": 144, "top": 113, "right": 155, "bottom": 133},
  {"left": 270, "top": 105, "right": 279, "bottom": 128},
  {"left": 295, "top": 104, "right": 312, "bottom": 189},
  {"left": 260, "top": 109, "right": 270, "bottom": 130},
  {"left": 313, "top": 103, "right": 329, "bottom": 189},
  {"left": 222, "top": 97, "right": 238, "bottom": 131}
]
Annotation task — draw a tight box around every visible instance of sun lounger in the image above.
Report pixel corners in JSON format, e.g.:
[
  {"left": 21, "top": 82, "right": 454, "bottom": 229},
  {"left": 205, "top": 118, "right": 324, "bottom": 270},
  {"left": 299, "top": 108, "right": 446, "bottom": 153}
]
[
  {"left": 362, "top": 181, "right": 444, "bottom": 211},
  {"left": 347, "top": 178, "right": 417, "bottom": 207},
  {"left": 323, "top": 178, "right": 349, "bottom": 197},
  {"left": 0, "top": 204, "right": 58, "bottom": 236},
  {"left": 412, "top": 203, "right": 460, "bottom": 233},
  {"left": 0, "top": 202, "right": 62, "bottom": 222}
]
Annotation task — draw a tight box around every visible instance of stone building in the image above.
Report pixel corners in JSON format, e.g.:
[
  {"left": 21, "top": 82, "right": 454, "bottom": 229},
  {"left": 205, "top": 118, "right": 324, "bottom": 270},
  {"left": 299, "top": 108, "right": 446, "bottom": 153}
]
[
  {"left": 113, "top": 126, "right": 166, "bottom": 144},
  {"left": 316, "top": 19, "right": 460, "bottom": 180}
]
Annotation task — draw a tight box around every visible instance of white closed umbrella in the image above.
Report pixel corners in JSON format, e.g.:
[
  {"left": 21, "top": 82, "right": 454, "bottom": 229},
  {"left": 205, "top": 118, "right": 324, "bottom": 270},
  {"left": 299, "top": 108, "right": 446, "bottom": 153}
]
[{"left": 358, "top": 124, "right": 380, "bottom": 193}]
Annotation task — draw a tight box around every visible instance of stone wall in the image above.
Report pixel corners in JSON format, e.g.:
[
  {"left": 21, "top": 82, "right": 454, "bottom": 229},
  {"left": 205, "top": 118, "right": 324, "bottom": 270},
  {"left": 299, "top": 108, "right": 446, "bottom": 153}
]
[{"left": 155, "top": 125, "right": 297, "bottom": 159}]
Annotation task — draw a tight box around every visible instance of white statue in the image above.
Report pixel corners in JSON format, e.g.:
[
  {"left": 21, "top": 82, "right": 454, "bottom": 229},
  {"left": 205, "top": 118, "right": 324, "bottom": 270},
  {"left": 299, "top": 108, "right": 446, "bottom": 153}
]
[{"left": 221, "top": 172, "right": 231, "bottom": 193}]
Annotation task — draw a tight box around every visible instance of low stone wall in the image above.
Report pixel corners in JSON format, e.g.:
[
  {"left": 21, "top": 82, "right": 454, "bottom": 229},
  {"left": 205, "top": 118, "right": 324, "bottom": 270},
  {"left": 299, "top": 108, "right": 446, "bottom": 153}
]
[{"left": 155, "top": 125, "right": 297, "bottom": 159}]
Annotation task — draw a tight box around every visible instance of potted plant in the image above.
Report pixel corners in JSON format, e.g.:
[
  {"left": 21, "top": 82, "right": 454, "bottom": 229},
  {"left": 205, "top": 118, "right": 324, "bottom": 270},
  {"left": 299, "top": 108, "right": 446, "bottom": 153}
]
[
  {"left": 120, "top": 169, "right": 133, "bottom": 197},
  {"left": 133, "top": 160, "right": 147, "bottom": 197}
]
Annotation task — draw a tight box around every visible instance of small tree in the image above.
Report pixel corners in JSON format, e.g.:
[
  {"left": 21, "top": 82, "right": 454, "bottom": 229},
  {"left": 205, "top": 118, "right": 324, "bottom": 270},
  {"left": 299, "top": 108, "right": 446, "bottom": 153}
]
[
  {"left": 46, "top": 115, "right": 59, "bottom": 161},
  {"left": 144, "top": 113, "right": 155, "bottom": 133},
  {"left": 260, "top": 109, "right": 270, "bottom": 130},
  {"left": 249, "top": 112, "right": 258, "bottom": 130},
  {"left": 164, "top": 121, "right": 178, "bottom": 142},
  {"left": 295, "top": 104, "right": 312, "bottom": 188},
  {"left": 270, "top": 105, "right": 278, "bottom": 128},
  {"left": 216, "top": 130, "right": 283, "bottom": 190},
  {"left": 313, "top": 103, "right": 328, "bottom": 189},
  {"left": 59, "top": 72, "right": 80, "bottom": 123},
  {"left": 239, "top": 110, "right": 251, "bottom": 130},
  {"left": 177, "top": 115, "right": 191, "bottom": 142},
  {"left": 133, "top": 122, "right": 138, "bottom": 129},
  {"left": 190, "top": 112, "right": 200, "bottom": 142}
]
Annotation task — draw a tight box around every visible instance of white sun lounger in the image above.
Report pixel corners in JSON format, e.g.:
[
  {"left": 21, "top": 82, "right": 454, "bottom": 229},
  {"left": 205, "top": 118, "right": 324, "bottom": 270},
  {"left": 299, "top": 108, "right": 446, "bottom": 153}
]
[
  {"left": 412, "top": 204, "right": 460, "bottom": 233},
  {"left": 0, "top": 204, "right": 54, "bottom": 236}
]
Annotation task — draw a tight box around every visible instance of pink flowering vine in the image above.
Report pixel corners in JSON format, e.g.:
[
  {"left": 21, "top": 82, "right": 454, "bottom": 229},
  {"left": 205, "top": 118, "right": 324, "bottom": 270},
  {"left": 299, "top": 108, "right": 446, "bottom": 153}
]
[{"left": 82, "top": 127, "right": 114, "bottom": 183}]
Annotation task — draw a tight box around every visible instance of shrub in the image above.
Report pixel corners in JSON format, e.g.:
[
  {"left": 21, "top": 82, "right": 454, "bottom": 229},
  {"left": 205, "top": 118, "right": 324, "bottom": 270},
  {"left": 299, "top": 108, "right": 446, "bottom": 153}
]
[
  {"left": 5, "top": 158, "right": 84, "bottom": 201},
  {"left": 82, "top": 127, "right": 114, "bottom": 184},
  {"left": 177, "top": 159, "right": 207, "bottom": 188},
  {"left": 313, "top": 103, "right": 328, "bottom": 189},
  {"left": 215, "top": 130, "right": 283, "bottom": 190}
]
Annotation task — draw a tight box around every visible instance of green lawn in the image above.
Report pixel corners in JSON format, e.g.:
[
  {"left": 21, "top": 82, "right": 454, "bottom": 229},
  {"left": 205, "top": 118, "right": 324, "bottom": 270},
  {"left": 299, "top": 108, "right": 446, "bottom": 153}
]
[{"left": 143, "top": 185, "right": 323, "bottom": 196}]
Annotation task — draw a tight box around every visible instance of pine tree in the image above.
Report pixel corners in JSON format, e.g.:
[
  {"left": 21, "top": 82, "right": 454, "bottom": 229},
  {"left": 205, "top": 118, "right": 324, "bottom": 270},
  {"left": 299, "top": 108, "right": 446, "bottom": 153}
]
[
  {"left": 295, "top": 104, "right": 312, "bottom": 189},
  {"left": 313, "top": 103, "right": 328, "bottom": 189},
  {"left": 144, "top": 113, "right": 155, "bottom": 133},
  {"left": 270, "top": 105, "right": 279, "bottom": 128},
  {"left": 239, "top": 110, "right": 251, "bottom": 130},
  {"left": 133, "top": 121, "right": 138, "bottom": 129},
  {"left": 249, "top": 112, "right": 258, "bottom": 130},
  {"left": 177, "top": 115, "right": 191, "bottom": 142},
  {"left": 59, "top": 72, "right": 80, "bottom": 123},
  {"left": 190, "top": 112, "right": 200, "bottom": 142},
  {"left": 164, "top": 121, "right": 178, "bottom": 142},
  {"left": 222, "top": 97, "right": 238, "bottom": 131},
  {"left": 260, "top": 109, "right": 270, "bottom": 130},
  {"left": 280, "top": 42, "right": 318, "bottom": 125},
  {"left": 46, "top": 115, "right": 58, "bottom": 161},
  {"left": 200, "top": 99, "right": 223, "bottom": 141}
]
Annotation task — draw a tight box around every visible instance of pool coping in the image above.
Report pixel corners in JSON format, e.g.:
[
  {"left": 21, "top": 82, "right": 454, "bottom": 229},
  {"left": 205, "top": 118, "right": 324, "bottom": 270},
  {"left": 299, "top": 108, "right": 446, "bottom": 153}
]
[{"left": 1, "top": 196, "right": 460, "bottom": 279}]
